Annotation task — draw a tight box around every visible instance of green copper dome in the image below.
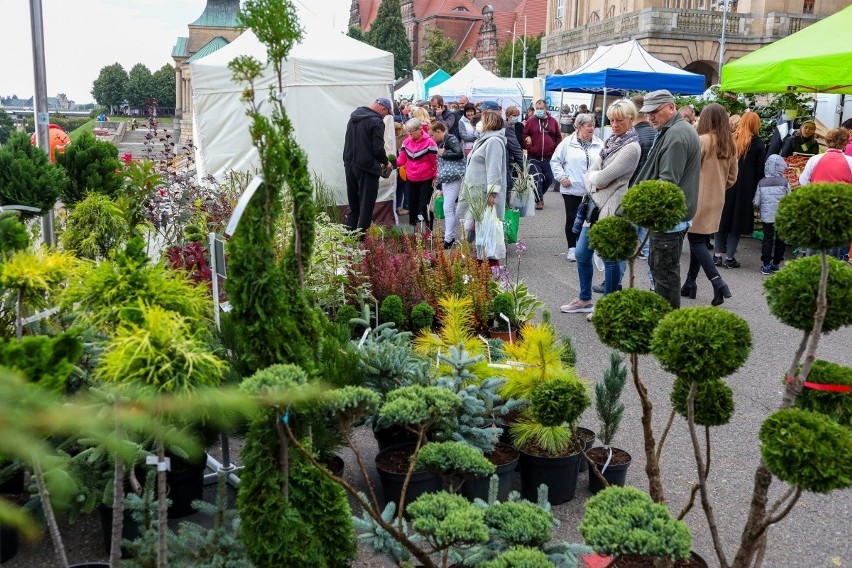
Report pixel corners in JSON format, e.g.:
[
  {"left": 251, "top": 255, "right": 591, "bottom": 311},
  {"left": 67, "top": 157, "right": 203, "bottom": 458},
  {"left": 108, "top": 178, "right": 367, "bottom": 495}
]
[{"left": 190, "top": 0, "right": 242, "bottom": 28}]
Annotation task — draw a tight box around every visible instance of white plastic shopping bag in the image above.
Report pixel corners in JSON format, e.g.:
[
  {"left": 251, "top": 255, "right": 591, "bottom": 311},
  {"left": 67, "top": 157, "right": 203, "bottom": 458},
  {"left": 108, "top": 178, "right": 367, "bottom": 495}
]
[{"left": 475, "top": 206, "right": 506, "bottom": 260}]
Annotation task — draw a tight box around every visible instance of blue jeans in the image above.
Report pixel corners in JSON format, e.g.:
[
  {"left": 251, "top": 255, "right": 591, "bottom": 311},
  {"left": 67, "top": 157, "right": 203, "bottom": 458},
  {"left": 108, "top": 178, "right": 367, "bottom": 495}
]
[{"left": 576, "top": 225, "right": 624, "bottom": 301}]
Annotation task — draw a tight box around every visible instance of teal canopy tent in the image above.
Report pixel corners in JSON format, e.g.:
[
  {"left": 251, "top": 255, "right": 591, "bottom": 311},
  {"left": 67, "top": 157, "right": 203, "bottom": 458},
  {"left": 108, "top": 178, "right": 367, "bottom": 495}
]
[{"left": 721, "top": 5, "right": 852, "bottom": 94}]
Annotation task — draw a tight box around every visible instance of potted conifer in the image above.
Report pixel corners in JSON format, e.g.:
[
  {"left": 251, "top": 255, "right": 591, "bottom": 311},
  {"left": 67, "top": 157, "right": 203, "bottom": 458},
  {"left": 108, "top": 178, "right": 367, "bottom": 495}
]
[{"left": 587, "top": 351, "right": 632, "bottom": 494}]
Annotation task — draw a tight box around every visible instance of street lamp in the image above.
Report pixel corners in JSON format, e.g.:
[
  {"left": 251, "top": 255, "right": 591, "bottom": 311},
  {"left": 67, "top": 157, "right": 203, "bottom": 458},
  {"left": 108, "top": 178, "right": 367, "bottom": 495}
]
[
  {"left": 718, "top": 0, "right": 738, "bottom": 78},
  {"left": 504, "top": 15, "right": 527, "bottom": 79}
]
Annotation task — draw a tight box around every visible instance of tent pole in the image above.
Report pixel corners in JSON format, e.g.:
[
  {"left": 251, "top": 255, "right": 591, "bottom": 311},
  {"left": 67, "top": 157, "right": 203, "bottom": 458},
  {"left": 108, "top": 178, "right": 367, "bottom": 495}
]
[
  {"left": 560, "top": 89, "right": 565, "bottom": 120},
  {"left": 601, "top": 88, "right": 608, "bottom": 141}
]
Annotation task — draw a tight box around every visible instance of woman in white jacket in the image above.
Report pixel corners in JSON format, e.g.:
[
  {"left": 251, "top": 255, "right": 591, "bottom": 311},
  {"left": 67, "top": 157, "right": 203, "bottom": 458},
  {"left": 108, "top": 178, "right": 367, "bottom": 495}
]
[{"left": 550, "top": 114, "right": 604, "bottom": 261}]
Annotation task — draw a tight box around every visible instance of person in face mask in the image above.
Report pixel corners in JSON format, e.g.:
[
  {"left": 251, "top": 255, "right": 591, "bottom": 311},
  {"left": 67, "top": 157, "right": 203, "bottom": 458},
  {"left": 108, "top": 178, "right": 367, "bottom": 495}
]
[
  {"left": 522, "top": 99, "right": 562, "bottom": 209},
  {"left": 501, "top": 105, "right": 524, "bottom": 205}
]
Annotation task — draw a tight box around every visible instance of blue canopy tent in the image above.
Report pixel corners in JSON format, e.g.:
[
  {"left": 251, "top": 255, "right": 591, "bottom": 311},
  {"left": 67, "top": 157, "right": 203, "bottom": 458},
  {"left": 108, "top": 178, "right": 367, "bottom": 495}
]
[{"left": 545, "top": 40, "right": 705, "bottom": 132}]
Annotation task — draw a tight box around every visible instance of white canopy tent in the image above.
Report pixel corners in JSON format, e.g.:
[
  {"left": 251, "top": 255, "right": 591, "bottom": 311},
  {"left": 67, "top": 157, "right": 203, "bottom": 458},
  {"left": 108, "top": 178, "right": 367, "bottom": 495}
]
[
  {"left": 191, "top": 29, "right": 398, "bottom": 223},
  {"left": 428, "top": 58, "right": 532, "bottom": 112}
]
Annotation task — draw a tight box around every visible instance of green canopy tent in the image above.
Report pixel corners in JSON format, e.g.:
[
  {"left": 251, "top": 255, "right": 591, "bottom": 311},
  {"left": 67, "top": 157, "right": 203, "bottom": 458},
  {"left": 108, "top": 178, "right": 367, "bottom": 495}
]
[{"left": 721, "top": 5, "right": 852, "bottom": 94}]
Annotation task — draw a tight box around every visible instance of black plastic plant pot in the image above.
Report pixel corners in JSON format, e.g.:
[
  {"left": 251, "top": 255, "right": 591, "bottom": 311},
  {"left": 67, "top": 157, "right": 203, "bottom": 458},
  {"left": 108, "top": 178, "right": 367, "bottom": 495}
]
[
  {"left": 576, "top": 427, "right": 596, "bottom": 473},
  {"left": 372, "top": 425, "right": 418, "bottom": 452},
  {"left": 0, "top": 466, "right": 25, "bottom": 496},
  {"left": 518, "top": 449, "right": 581, "bottom": 505},
  {"left": 166, "top": 457, "right": 207, "bottom": 518},
  {"left": 98, "top": 505, "right": 143, "bottom": 558},
  {"left": 587, "top": 447, "right": 632, "bottom": 495},
  {"left": 375, "top": 443, "right": 441, "bottom": 514},
  {"left": 460, "top": 443, "right": 519, "bottom": 502},
  {"left": 1, "top": 524, "right": 19, "bottom": 563}
]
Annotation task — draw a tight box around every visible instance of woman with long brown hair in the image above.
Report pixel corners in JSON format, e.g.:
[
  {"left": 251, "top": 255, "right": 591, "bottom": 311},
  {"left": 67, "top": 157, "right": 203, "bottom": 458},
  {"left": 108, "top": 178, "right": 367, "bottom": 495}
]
[
  {"left": 681, "top": 104, "right": 738, "bottom": 305},
  {"left": 715, "top": 110, "right": 765, "bottom": 268}
]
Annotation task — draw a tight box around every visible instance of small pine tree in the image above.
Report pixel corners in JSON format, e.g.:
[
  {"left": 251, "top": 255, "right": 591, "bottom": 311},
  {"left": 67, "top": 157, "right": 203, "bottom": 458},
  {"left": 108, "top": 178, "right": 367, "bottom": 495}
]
[
  {"left": 55, "top": 131, "right": 123, "bottom": 205},
  {"left": 595, "top": 351, "right": 627, "bottom": 447},
  {"left": 0, "top": 131, "right": 67, "bottom": 212},
  {"left": 380, "top": 294, "right": 406, "bottom": 329}
]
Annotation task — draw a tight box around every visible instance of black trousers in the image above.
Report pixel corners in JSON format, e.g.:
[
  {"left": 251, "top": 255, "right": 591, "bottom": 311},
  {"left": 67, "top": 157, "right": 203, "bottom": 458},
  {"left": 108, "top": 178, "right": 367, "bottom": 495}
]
[
  {"left": 408, "top": 178, "right": 434, "bottom": 226},
  {"left": 561, "top": 193, "right": 583, "bottom": 249},
  {"left": 649, "top": 230, "right": 685, "bottom": 309},
  {"left": 345, "top": 166, "right": 379, "bottom": 233},
  {"left": 761, "top": 223, "right": 786, "bottom": 264},
  {"left": 686, "top": 232, "right": 721, "bottom": 282}
]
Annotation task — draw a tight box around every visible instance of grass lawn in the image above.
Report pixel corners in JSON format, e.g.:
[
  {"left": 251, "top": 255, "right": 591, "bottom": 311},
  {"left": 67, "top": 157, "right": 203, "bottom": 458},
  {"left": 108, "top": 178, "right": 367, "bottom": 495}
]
[{"left": 68, "top": 119, "right": 95, "bottom": 142}]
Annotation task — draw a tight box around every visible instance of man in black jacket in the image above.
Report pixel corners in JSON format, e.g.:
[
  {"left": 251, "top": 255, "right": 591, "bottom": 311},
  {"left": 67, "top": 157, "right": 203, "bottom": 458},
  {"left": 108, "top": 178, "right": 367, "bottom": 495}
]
[{"left": 343, "top": 98, "right": 393, "bottom": 233}]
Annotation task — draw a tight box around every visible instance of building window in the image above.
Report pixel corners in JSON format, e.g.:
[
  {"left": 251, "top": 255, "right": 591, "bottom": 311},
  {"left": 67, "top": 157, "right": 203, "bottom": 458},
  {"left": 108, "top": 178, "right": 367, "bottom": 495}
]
[
  {"left": 606, "top": 5, "right": 615, "bottom": 17},
  {"left": 802, "top": 0, "right": 814, "bottom": 13},
  {"left": 452, "top": 5, "right": 469, "bottom": 11},
  {"left": 556, "top": 0, "right": 564, "bottom": 18}
]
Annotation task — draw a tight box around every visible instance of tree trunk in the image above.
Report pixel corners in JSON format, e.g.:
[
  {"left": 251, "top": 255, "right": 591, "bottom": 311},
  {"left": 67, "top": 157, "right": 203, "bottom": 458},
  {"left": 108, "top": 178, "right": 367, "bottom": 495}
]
[
  {"left": 109, "top": 452, "right": 125, "bottom": 568},
  {"left": 33, "top": 458, "right": 69, "bottom": 568},
  {"left": 631, "top": 353, "right": 664, "bottom": 503}
]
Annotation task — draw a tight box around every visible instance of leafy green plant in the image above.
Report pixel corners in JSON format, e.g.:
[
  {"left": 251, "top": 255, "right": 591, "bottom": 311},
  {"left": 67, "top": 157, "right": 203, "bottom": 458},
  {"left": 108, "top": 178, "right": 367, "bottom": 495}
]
[
  {"left": 587, "top": 216, "right": 637, "bottom": 262},
  {"left": 410, "top": 301, "right": 435, "bottom": 331},
  {"left": 306, "top": 213, "right": 371, "bottom": 314},
  {"left": 794, "top": 360, "right": 852, "bottom": 428},
  {"left": 0, "top": 131, "right": 67, "bottom": 212},
  {"left": 55, "top": 131, "right": 122, "bottom": 205},
  {"left": 408, "top": 491, "right": 490, "bottom": 563},
  {"left": 592, "top": 289, "right": 671, "bottom": 355},
  {"left": 0, "top": 211, "right": 30, "bottom": 259},
  {"left": 772, "top": 91, "right": 814, "bottom": 117},
  {"left": 775, "top": 183, "right": 852, "bottom": 250},
  {"left": 480, "top": 546, "right": 556, "bottom": 568},
  {"left": 764, "top": 255, "right": 852, "bottom": 333},
  {"left": 60, "top": 191, "right": 127, "bottom": 259},
  {"left": 670, "top": 377, "right": 734, "bottom": 427},
  {"left": 621, "top": 180, "right": 687, "bottom": 233},
  {"left": 580, "top": 486, "right": 692, "bottom": 561},
  {"left": 595, "top": 352, "right": 627, "bottom": 446},
  {"left": 759, "top": 408, "right": 852, "bottom": 494},
  {"left": 0, "top": 332, "right": 82, "bottom": 393},
  {"left": 380, "top": 294, "right": 406, "bottom": 329},
  {"left": 651, "top": 306, "right": 752, "bottom": 383}
]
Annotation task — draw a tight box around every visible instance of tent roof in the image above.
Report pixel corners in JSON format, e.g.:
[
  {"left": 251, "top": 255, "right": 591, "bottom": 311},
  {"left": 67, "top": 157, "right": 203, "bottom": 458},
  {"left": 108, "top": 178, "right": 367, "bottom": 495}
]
[
  {"left": 544, "top": 39, "right": 704, "bottom": 95},
  {"left": 428, "top": 58, "right": 503, "bottom": 97},
  {"left": 721, "top": 6, "right": 852, "bottom": 94},
  {"left": 424, "top": 69, "right": 452, "bottom": 93}
]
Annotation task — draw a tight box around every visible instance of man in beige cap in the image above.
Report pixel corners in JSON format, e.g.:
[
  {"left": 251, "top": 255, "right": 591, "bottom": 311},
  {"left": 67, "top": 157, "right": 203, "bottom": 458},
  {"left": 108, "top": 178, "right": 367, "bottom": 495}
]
[{"left": 633, "top": 89, "right": 701, "bottom": 309}]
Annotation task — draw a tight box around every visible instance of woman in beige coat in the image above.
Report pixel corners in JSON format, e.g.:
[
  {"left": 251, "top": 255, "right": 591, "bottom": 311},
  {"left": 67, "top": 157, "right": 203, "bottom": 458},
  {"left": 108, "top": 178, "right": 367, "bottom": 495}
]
[{"left": 681, "top": 103, "right": 738, "bottom": 306}]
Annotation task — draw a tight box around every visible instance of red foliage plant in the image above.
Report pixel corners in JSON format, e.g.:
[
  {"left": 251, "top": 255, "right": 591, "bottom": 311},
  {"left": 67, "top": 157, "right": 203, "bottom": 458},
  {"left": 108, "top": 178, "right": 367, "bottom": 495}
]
[
  {"left": 165, "top": 240, "right": 225, "bottom": 301},
  {"left": 361, "top": 233, "right": 426, "bottom": 311}
]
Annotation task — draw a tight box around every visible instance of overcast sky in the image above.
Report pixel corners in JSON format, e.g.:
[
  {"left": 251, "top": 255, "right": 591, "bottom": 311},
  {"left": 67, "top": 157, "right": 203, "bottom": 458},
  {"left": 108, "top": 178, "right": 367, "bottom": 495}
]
[{"left": 0, "top": 0, "right": 351, "bottom": 104}]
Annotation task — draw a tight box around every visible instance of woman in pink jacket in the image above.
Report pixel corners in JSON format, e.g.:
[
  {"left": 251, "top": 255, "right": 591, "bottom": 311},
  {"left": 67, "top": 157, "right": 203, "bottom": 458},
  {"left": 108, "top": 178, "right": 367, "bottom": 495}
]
[{"left": 397, "top": 118, "right": 438, "bottom": 227}]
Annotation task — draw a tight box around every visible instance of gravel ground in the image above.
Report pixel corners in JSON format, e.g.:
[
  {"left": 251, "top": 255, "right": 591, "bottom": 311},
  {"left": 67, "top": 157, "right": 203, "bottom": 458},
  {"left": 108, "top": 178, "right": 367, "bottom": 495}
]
[{"left": 5, "top": 189, "right": 850, "bottom": 567}]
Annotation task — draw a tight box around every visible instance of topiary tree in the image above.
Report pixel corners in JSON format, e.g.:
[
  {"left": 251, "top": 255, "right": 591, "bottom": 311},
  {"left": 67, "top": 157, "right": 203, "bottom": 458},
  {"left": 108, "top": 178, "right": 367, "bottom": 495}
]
[
  {"left": 380, "top": 294, "right": 406, "bottom": 329},
  {"left": 512, "top": 378, "right": 590, "bottom": 456},
  {"left": 587, "top": 216, "right": 637, "bottom": 262},
  {"left": 621, "top": 180, "right": 687, "bottom": 233},
  {"left": 490, "top": 292, "right": 516, "bottom": 331},
  {"left": 793, "top": 359, "right": 852, "bottom": 428},
  {"left": 591, "top": 289, "right": 671, "bottom": 355},
  {"left": 670, "top": 377, "right": 734, "bottom": 428},
  {"left": 774, "top": 182, "right": 852, "bottom": 251},
  {"left": 0, "top": 131, "right": 67, "bottom": 212},
  {"left": 479, "top": 546, "right": 556, "bottom": 568},
  {"left": 763, "top": 256, "right": 852, "bottom": 334},
  {"left": 55, "top": 131, "right": 122, "bottom": 205},
  {"left": 410, "top": 301, "right": 436, "bottom": 331},
  {"left": 407, "top": 491, "right": 490, "bottom": 566},
  {"left": 579, "top": 486, "right": 692, "bottom": 562},
  {"left": 415, "top": 442, "right": 495, "bottom": 493},
  {"left": 759, "top": 408, "right": 852, "bottom": 494}
]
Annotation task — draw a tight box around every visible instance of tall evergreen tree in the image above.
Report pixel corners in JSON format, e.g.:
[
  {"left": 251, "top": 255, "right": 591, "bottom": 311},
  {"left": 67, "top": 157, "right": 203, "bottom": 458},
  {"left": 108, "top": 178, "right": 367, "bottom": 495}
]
[
  {"left": 347, "top": 24, "right": 366, "bottom": 43},
  {"left": 91, "top": 63, "right": 128, "bottom": 114},
  {"left": 366, "top": 0, "right": 411, "bottom": 79}
]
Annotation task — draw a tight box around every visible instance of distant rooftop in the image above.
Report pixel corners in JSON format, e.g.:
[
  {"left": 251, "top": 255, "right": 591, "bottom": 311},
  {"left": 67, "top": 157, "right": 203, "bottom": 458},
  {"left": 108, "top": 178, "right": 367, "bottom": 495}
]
[
  {"left": 190, "top": 0, "right": 242, "bottom": 28},
  {"left": 172, "top": 37, "right": 189, "bottom": 58},
  {"left": 187, "top": 36, "right": 231, "bottom": 63}
]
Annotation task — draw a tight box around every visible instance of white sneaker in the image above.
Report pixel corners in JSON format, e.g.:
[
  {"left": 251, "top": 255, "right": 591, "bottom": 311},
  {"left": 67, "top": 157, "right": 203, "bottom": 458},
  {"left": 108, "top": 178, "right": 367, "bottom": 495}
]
[
  {"left": 586, "top": 308, "right": 595, "bottom": 322},
  {"left": 566, "top": 247, "right": 576, "bottom": 262},
  {"left": 560, "top": 298, "right": 594, "bottom": 313}
]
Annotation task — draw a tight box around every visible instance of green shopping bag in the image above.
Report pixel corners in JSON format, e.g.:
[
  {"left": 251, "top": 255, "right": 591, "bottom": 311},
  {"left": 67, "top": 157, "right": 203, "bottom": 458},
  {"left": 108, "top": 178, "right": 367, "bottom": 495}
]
[
  {"left": 434, "top": 194, "right": 445, "bottom": 219},
  {"left": 503, "top": 208, "right": 520, "bottom": 244}
]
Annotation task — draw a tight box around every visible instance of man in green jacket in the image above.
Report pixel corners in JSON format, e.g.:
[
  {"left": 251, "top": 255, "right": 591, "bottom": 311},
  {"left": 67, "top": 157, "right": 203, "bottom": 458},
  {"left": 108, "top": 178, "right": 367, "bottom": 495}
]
[{"left": 634, "top": 90, "right": 700, "bottom": 309}]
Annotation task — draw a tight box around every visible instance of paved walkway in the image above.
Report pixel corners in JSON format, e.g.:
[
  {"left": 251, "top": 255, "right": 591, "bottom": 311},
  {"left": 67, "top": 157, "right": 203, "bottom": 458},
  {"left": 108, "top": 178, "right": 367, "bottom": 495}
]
[{"left": 115, "top": 122, "right": 179, "bottom": 162}]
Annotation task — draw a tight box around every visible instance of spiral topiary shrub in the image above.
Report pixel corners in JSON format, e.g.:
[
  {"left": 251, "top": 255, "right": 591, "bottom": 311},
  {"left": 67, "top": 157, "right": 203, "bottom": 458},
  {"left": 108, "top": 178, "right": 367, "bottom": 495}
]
[
  {"left": 380, "top": 294, "right": 406, "bottom": 329},
  {"left": 651, "top": 306, "right": 752, "bottom": 382},
  {"left": 670, "top": 377, "right": 735, "bottom": 427},
  {"left": 621, "top": 180, "right": 687, "bottom": 232},
  {"left": 764, "top": 256, "right": 852, "bottom": 333},
  {"left": 579, "top": 486, "right": 692, "bottom": 561},
  {"left": 591, "top": 289, "right": 672, "bottom": 354},
  {"left": 759, "top": 408, "right": 852, "bottom": 494},
  {"left": 587, "top": 216, "right": 638, "bottom": 261},
  {"left": 794, "top": 360, "right": 852, "bottom": 428},
  {"left": 774, "top": 182, "right": 852, "bottom": 250},
  {"left": 410, "top": 301, "right": 435, "bottom": 331},
  {"left": 480, "top": 547, "right": 556, "bottom": 568}
]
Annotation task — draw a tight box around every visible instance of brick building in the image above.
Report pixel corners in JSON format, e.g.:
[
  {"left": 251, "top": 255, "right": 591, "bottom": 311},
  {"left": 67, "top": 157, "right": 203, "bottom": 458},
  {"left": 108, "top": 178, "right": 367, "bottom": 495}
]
[{"left": 349, "top": 0, "right": 547, "bottom": 73}]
